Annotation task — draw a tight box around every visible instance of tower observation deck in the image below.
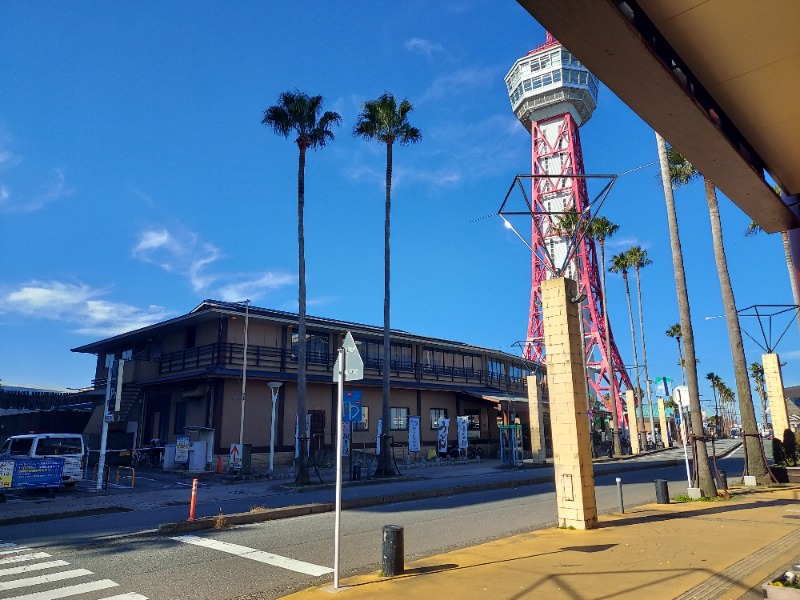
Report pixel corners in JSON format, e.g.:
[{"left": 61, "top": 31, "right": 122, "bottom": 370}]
[{"left": 505, "top": 33, "right": 631, "bottom": 418}]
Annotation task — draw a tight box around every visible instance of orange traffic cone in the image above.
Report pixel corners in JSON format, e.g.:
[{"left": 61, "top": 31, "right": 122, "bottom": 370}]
[{"left": 216, "top": 455, "right": 223, "bottom": 474}]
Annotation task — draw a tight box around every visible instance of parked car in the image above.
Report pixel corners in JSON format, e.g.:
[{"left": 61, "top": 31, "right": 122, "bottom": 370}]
[{"left": 0, "top": 433, "right": 86, "bottom": 486}]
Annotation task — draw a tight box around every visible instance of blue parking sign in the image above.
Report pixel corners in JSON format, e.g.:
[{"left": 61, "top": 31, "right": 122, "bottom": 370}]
[{"left": 343, "top": 390, "right": 362, "bottom": 423}]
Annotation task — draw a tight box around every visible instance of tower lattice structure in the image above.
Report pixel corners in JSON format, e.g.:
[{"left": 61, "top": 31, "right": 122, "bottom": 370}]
[{"left": 504, "top": 33, "right": 631, "bottom": 418}]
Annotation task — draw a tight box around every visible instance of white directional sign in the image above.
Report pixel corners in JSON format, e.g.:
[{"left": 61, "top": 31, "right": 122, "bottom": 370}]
[{"left": 332, "top": 331, "right": 363, "bottom": 381}]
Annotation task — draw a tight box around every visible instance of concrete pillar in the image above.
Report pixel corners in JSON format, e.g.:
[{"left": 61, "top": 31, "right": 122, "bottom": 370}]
[
  {"left": 626, "top": 389, "right": 640, "bottom": 455},
  {"left": 658, "top": 397, "right": 670, "bottom": 447},
  {"left": 541, "top": 278, "right": 597, "bottom": 530},
  {"left": 763, "top": 353, "right": 789, "bottom": 436},
  {"left": 527, "top": 375, "right": 547, "bottom": 463}
]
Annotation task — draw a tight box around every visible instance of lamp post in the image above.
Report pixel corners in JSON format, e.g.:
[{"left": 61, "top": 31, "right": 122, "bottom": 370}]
[
  {"left": 268, "top": 381, "right": 283, "bottom": 473},
  {"left": 238, "top": 299, "right": 250, "bottom": 446}
]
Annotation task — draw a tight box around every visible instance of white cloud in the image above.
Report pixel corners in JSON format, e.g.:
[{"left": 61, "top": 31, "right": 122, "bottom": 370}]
[
  {"left": 133, "top": 227, "right": 295, "bottom": 301},
  {"left": 421, "top": 67, "right": 495, "bottom": 102},
  {"left": 0, "top": 168, "right": 74, "bottom": 213},
  {"left": 404, "top": 38, "right": 444, "bottom": 57},
  {"left": 0, "top": 280, "right": 173, "bottom": 337}
]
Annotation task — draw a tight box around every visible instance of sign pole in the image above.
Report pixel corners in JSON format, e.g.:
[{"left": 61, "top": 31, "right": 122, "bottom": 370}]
[
  {"left": 333, "top": 345, "right": 345, "bottom": 589},
  {"left": 97, "top": 359, "right": 124, "bottom": 491}
]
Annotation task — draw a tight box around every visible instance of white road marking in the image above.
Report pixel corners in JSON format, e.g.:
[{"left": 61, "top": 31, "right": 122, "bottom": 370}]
[
  {"left": 0, "top": 553, "right": 52, "bottom": 566},
  {"left": 0, "top": 560, "right": 69, "bottom": 577},
  {"left": 0, "top": 547, "right": 31, "bottom": 556},
  {"left": 0, "top": 569, "right": 93, "bottom": 591},
  {"left": 173, "top": 535, "right": 334, "bottom": 576},
  {"left": 4, "top": 579, "right": 118, "bottom": 599},
  {"left": 98, "top": 594, "right": 149, "bottom": 599}
]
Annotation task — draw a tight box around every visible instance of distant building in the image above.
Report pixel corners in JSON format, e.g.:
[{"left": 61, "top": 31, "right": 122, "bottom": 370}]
[
  {"left": 0, "top": 385, "right": 93, "bottom": 441},
  {"left": 71, "top": 300, "right": 544, "bottom": 462}
]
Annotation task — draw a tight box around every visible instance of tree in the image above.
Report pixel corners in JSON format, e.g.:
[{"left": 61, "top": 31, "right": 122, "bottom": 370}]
[
  {"left": 655, "top": 132, "right": 716, "bottom": 496},
  {"left": 609, "top": 250, "right": 644, "bottom": 449},
  {"left": 628, "top": 246, "right": 656, "bottom": 446},
  {"left": 706, "top": 372, "right": 722, "bottom": 436},
  {"left": 666, "top": 323, "right": 685, "bottom": 385},
  {"left": 588, "top": 216, "right": 623, "bottom": 455},
  {"left": 353, "top": 92, "right": 421, "bottom": 476},
  {"left": 262, "top": 90, "right": 341, "bottom": 485},
  {"left": 667, "top": 144, "right": 769, "bottom": 484},
  {"left": 749, "top": 362, "right": 768, "bottom": 430}
]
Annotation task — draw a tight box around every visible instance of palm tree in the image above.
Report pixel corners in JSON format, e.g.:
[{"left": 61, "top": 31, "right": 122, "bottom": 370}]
[
  {"left": 609, "top": 251, "right": 644, "bottom": 450},
  {"left": 706, "top": 372, "right": 722, "bottom": 436},
  {"left": 666, "top": 323, "right": 686, "bottom": 385},
  {"left": 588, "top": 216, "right": 623, "bottom": 455},
  {"left": 667, "top": 144, "right": 769, "bottom": 484},
  {"left": 750, "top": 362, "right": 768, "bottom": 430},
  {"left": 628, "top": 246, "right": 656, "bottom": 447},
  {"left": 262, "top": 90, "right": 341, "bottom": 485},
  {"left": 655, "top": 132, "right": 716, "bottom": 496},
  {"left": 353, "top": 92, "right": 421, "bottom": 476}
]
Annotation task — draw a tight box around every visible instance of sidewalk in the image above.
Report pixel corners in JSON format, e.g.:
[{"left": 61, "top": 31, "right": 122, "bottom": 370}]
[{"left": 282, "top": 484, "right": 800, "bottom": 600}]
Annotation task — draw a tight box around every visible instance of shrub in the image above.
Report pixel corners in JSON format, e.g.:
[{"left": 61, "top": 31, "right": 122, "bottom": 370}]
[
  {"left": 772, "top": 437, "right": 787, "bottom": 466},
  {"left": 784, "top": 428, "right": 797, "bottom": 466}
]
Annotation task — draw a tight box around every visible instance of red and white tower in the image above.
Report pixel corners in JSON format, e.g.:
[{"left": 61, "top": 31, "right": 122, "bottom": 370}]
[{"left": 504, "top": 33, "right": 631, "bottom": 417}]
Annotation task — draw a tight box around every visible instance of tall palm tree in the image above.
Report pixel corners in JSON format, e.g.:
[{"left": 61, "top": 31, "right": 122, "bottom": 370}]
[
  {"left": 665, "top": 323, "right": 685, "bottom": 385},
  {"left": 609, "top": 251, "right": 644, "bottom": 449},
  {"left": 667, "top": 144, "right": 769, "bottom": 483},
  {"left": 353, "top": 92, "right": 421, "bottom": 476},
  {"left": 628, "top": 246, "right": 656, "bottom": 446},
  {"left": 750, "top": 362, "right": 768, "bottom": 430},
  {"left": 706, "top": 372, "right": 722, "bottom": 436},
  {"left": 588, "top": 216, "right": 623, "bottom": 455},
  {"left": 655, "top": 132, "right": 716, "bottom": 496},
  {"left": 262, "top": 90, "right": 341, "bottom": 485}
]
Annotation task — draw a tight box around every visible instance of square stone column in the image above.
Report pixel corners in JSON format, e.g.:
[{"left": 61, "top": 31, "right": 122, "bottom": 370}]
[
  {"left": 658, "top": 397, "right": 670, "bottom": 446},
  {"left": 527, "top": 375, "right": 547, "bottom": 463},
  {"left": 541, "top": 277, "right": 597, "bottom": 530},
  {"left": 763, "top": 353, "right": 789, "bottom": 435},
  {"left": 626, "top": 389, "right": 640, "bottom": 454}
]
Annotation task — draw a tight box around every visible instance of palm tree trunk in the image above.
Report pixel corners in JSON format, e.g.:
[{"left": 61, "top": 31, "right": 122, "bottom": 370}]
[
  {"left": 622, "top": 274, "right": 645, "bottom": 449},
  {"left": 379, "top": 140, "right": 395, "bottom": 476},
  {"left": 676, "top": 338, "right": 686, "bottom": 385},
  {"left": 634, "top": 268, "right": 656, "bottom": 447},
  {"left": 780, "top": 231, "right": 800, "bottom": 336},
  {"left": 704, "top": 178, "right": 769, "bottom": 482},
  {"left": 600, "top": 242, "right": 622, "bottom": 455},
  {"left": 655, "top": 132, "right": 716, "bottom": 495},
  {"left": 296, "top": 144, "right": 309, "bottom": 485}
]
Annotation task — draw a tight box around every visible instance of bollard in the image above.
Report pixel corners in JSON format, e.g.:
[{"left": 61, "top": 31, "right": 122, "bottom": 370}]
[
  {"left": 654, "top": 479, "right": 670, "bottom": 504},
  {"left": 188, "top": 478, "right": 198, "bottom": 521},
  {"left": 352, "top": 465, "right": 361, "bottom": 481},
  {"left": 616, "top": 477, "right": 624, "bottom": 513},
  {"left": 381, "top": 525, "right": 404, "bottom": 576},
  {"left": 717, "top": 470, "right": 728, "bottom": 490}
]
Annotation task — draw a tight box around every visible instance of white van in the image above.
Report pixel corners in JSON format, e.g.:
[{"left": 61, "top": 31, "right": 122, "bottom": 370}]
[{"left": 0, "top": 434, "right": 86, "bottom": 486}]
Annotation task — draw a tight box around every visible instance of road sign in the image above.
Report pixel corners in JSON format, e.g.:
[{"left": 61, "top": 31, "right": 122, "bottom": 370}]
[
  {"left": 343, "top": 390, "right": 362, "bottom": 423},
  {"left": 229, "top": 443, "right": 243, "bottom": 469},
  {"left": 332, "top": 332, "right": 363, "bottom": 382},
  {"left": 675, "top": 412, "right": 681, "bottom": 425}
]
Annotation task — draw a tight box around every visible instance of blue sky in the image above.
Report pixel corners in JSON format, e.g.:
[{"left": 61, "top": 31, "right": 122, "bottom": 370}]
[{"left": 1, "top": 2, "right": 797, "bottom": 415}]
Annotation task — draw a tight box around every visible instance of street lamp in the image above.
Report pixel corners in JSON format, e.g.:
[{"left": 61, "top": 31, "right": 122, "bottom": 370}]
[{"left": 267, "top": 381, "right": 283, "bottom": 473}]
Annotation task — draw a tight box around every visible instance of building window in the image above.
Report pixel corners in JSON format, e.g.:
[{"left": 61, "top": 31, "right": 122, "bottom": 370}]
[
  {"left": 104, "top": 353, "right": 116, "bottom": 368},
  {"left": 430, "top": 408, "right": 447, "bottom": 429},
  {"left": 390, "top": 407, "right": 409, "bottom": 431},
  {"left": 291, "top": 329, "right": 330, "bottom": 364},
  {"left": 352, "top": 406, "right": 369, "bottom": 431},
  {"left": 174, "top": 401, "right": 187, "bottom": 435}
]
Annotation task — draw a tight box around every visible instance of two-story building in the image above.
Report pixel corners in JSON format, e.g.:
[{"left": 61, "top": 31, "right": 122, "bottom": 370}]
[{"left": 72, "top": 299, "right": 547, "bottom": 465}]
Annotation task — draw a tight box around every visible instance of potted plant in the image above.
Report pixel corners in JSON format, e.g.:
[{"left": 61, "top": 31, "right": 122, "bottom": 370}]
[{"left": 764, "top": 567, "right": 800, "bottom": 599}]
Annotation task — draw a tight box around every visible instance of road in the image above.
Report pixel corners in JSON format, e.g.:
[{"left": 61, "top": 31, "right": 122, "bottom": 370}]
[{"left": 0, "top": 442, "right": 745, "bottom": 599}]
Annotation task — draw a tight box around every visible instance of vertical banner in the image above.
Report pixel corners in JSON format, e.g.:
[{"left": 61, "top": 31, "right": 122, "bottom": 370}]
[
  {"left": 408, "top": 416, "right": 421, "bottom": 453},
  {"left": 294, "top": 414, "right": 300, "bottom": 459},
  {"left": 341, "top": 422, "right": 350, "bottom": 457},
  {"left": 457, "top": 416, "right": 469, "bottom": 449},
  {"left": 437, "top": 417, "right": 450, "bottom": 453},
  {"left": 376, "top": 417, "right": 382, "bottom": 455}
]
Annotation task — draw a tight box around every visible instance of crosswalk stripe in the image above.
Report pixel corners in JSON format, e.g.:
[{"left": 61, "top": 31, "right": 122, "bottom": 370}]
[
  {"left": 0, "top": 569, "right": 93, "bottom": 591},
  {"left": 98, "top": 594, "right": 149, "bottom": 600},
  {"left": 0, "top": 548, "right": 31, "bottom": 556},
  {"left": 172, "top": 535, "right": 333, "bottom": 576},
  {"left": 0, "top": 553, "right": 52, "bottom": 566},
  {"left": 0, "top": 560, "right": 69, "bottom": 577},
  {"left": 3, "top": 579, "right": 119, "bottom": 600}
]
